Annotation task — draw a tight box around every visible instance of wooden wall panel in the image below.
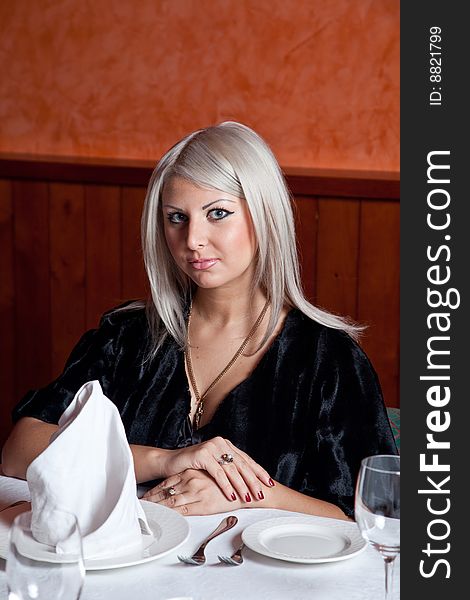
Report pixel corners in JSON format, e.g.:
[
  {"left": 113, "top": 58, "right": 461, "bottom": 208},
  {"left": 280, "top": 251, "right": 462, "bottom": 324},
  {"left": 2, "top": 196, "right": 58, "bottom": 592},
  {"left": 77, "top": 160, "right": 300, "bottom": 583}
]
[
  {"left": 294, "top": 196, "right": 318, "bottom": 303},
  {"left": 0, "top": 161, "right": 399, "bottom": 450},
  {"left": 85, "top": 186, "right": 122, "bottom": 328},
  {"left": 315, "top": 198, "right": 360, "bottom": 319},
  {"left": 358, "top": 200, "right": 400, "bottom": 408},
  {"left": 0, "top": 181, "right": 14, "bottom": 438},
  {"left": 121, "top": 187, "right": 147, "bottom": 300},
  {"left": 13, "top": 182, "right": 51, "bottom": 400},
  {"left": 50, "top": 184, "right": 86, "bottom": 377}
]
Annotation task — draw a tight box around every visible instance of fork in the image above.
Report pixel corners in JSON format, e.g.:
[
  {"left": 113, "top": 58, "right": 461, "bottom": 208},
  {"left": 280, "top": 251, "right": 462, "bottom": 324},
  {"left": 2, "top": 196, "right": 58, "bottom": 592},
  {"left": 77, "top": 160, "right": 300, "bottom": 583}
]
[
  {"left": 178, "top": 515, "right": 238, "bottom": 565},
  {"left": 218, "top": 542, "right": 245, "bottom": 565}
]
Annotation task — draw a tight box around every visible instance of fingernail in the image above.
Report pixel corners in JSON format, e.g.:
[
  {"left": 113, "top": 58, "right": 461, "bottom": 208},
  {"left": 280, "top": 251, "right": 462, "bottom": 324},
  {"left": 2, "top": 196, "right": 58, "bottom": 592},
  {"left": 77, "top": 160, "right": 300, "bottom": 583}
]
[
  {"left": 231, "top": 492, "right": 236, "bottom": 501},
  {"left": 257, "top": 491, "right": 265, "bottom": 500},
  {"left": 245, "top": 493, "right": 252, "bottom": 502},
  {"left": 268, "top": 478, "right": 275, "bottom": 487}
]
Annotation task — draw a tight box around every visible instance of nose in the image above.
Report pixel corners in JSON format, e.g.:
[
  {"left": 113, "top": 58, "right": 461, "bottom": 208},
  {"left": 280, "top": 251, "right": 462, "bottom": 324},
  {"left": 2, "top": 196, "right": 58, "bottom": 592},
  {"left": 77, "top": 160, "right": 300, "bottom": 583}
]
[{"left": 186, "top": 218, "right": 208, "bottom": 250}]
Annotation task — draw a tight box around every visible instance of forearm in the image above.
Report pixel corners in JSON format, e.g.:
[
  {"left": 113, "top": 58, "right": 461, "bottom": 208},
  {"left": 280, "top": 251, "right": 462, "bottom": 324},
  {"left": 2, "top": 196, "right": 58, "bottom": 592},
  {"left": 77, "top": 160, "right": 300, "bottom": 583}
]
[
  {"left": 146, "top": 469, "right": 352, "bottom": 518},
  {"left": 1, "top": 417, "right": 58, "bottom": 480},
  {"left": 130, "top": 444, "right": 175, "bottom": 484},
  {"left": 1, "top": 419, "right": 171, "bottom": 485},
  {"left": 258, "top": 481, "right": 350, "bottom": 520}
]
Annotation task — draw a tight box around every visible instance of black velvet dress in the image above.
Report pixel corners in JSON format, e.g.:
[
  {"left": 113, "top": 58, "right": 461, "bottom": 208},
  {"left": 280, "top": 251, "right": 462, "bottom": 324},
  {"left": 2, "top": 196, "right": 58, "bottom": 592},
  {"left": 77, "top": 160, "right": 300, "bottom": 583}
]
[{"left": 13, "top": 305, "right": 397, "bottom": 517}]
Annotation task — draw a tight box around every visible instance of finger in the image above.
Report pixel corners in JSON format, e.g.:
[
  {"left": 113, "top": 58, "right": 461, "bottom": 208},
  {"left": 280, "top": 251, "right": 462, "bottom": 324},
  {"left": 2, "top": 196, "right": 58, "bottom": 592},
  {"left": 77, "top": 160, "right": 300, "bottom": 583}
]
[
  {"left": 218, "top": 461, "right": 255, "bottom": 503},
  {"left": 193, "top": 439, "right": 239, "bottom": 501},
  {"left": 143, "top": 488, "right": 173, "bottom": 503},
  {"left": 203, "top": 460, "right": 238, "bottom": 502},
  {"left": 224, "top": 453, "right": 271, "bottom": 502},
  {"left": 226, "top": 440, "right": 273, "bottom": 487},
  {"left": 157, "top": 473, "right": 183, "bottom": 489},
  {"left": 211, "top": 439, "right": 268, "bottom": 500},
  {"left": 156, "top": 492, "right": 188, "bottom": 509},
  {"left": 188, "top": 438, "right": 257, "bottom": 502},
  {"left": 172, "top": 502, "right": 201, "bottom": 516},
  {"left": 202, "top": 441, "right": 258, "bottom": 501},
  {"left": 142, "top": 474, "right": 182, "bottom": 500},
  {"left": 143, "top": 490, "right": 163, "bottom": 502},
  {"left": 216, "top": 443, "right": 270, "bottom": 501}
]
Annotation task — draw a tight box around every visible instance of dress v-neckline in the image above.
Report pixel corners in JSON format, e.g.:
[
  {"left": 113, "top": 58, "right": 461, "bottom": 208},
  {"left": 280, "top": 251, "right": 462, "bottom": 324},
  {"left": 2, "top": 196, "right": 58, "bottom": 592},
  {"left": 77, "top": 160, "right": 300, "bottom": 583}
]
[{"left": 181, "top": 308, "right": 296, "bottom": 432}]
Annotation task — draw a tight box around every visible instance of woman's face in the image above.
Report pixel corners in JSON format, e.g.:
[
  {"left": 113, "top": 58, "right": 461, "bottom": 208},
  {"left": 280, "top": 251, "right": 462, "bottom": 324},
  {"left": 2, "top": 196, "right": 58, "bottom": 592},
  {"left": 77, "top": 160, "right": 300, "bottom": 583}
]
[{"left": 162, "top": 177, "right": 257, "bottom": 291}]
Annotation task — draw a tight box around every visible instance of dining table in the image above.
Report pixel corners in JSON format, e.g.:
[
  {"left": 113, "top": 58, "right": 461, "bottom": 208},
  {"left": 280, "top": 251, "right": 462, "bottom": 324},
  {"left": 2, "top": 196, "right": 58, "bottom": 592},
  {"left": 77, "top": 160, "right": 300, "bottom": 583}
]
[{"left": 0, "top": 473, "right": 399, "bottom": 600}]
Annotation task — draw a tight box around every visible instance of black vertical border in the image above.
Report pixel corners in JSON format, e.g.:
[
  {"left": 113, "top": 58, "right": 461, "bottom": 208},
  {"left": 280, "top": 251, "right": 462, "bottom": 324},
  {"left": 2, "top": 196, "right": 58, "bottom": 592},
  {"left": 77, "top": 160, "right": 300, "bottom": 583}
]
[{"left": 401, "top": 3, "right": 467, "bottom": 598}]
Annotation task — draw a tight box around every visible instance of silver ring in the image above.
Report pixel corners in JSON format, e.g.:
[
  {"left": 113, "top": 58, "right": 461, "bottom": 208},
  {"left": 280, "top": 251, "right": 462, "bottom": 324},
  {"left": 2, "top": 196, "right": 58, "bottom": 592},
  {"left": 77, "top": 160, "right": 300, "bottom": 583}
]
[
  {"left": 167, "top": 486, "right": 177, "bottom": 497},
  {"left": 218, "top": 453, "right": 234, "bottom": 465}
]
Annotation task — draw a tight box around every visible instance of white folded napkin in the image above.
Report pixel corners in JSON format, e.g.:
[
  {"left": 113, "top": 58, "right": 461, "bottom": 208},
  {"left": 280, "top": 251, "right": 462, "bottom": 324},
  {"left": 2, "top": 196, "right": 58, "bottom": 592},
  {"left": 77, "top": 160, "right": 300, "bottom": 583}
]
[{"left": 26, "top": 380, "right": 152, "bottom": 559}]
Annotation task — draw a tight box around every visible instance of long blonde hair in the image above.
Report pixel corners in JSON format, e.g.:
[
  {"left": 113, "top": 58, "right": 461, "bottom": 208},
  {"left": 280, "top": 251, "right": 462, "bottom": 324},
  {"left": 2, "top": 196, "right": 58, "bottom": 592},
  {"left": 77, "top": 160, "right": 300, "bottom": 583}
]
[{"left": 137, "top": 121, "right": 360, "bottom": 358}]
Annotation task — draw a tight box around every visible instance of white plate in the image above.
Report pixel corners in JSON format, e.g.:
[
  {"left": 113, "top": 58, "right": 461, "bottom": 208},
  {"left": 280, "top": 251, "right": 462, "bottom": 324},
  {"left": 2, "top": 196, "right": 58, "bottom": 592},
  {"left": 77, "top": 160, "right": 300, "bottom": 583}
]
[
  {"left": 0, "top": 500, "right": 189, "bottom": 570},
  {"left": 242, "top": 516, "right": 367, "bottom": 563}
]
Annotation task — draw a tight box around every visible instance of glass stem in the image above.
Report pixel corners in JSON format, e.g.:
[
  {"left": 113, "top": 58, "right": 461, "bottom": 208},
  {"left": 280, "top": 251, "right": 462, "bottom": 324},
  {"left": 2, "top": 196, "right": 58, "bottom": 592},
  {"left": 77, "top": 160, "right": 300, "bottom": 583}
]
[{"left": 384, "top": 555, "right": 396, "bottom": 599}]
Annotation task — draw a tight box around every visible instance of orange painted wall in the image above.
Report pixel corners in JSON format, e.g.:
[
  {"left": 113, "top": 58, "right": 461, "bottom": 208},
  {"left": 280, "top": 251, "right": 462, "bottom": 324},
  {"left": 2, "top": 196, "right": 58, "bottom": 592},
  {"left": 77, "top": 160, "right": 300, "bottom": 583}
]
[{"left": 0, "top": 0, "right": 399, "bottom": 171}]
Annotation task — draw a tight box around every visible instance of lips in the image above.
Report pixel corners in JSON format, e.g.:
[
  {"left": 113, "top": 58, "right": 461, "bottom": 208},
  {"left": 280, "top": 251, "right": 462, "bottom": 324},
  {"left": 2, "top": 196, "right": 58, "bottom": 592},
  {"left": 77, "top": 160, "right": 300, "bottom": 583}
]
[{"left": 188, "top": 258, "right": 220, "bottom": 271}]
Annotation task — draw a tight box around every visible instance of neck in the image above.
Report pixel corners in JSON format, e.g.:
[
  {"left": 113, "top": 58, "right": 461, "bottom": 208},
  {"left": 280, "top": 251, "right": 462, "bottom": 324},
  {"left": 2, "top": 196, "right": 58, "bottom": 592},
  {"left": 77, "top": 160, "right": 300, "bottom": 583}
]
[{"left": 192, "top": 287, "right": 267, "bottom": 328}]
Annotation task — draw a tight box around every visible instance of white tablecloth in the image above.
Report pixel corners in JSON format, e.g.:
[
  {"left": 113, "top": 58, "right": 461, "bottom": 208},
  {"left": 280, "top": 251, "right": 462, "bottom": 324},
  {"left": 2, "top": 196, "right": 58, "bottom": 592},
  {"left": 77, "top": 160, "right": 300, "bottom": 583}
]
[{"left": 0, "top": 475, "right": 399, "bottom": 600}]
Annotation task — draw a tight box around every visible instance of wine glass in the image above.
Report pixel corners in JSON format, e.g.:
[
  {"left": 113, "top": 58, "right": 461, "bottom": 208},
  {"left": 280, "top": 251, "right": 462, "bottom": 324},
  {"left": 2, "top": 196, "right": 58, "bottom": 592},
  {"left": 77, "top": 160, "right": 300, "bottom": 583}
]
[
  {"left": 6, "top": 509, "right": 85, "bottom": 599},
  {"left": 355, "top": 454, "right": 400, "bottom": 600}
]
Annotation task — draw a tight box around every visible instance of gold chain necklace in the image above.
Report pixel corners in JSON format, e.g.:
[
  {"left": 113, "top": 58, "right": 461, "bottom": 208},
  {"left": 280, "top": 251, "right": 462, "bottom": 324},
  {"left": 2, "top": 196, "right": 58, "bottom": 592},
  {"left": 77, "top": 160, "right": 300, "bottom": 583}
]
[{"left": 185, "top": 300, "right": 270, "bottom": 430}]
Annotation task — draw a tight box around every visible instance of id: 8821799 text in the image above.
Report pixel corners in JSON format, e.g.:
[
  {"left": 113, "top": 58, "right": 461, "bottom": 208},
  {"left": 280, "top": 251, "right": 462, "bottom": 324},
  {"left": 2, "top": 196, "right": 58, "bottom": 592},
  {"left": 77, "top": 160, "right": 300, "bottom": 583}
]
[{"left": 429, "top": 26, "right": 442, "bottom": 106}]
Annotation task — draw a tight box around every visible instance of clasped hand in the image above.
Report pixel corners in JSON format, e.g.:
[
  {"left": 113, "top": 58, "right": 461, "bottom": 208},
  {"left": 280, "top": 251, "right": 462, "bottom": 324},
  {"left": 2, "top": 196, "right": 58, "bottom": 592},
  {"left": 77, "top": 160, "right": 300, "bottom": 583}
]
[{"left": 143, "top": 437, "right": 274, "bottom": 514}]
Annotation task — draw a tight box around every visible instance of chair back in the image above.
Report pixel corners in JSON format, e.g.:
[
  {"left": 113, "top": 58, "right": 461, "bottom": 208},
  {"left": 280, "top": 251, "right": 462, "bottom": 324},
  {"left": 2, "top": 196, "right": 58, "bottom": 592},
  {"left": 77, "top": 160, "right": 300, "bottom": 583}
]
[{"left": 386, "top": 407, "right": 400, "bottom": 452}]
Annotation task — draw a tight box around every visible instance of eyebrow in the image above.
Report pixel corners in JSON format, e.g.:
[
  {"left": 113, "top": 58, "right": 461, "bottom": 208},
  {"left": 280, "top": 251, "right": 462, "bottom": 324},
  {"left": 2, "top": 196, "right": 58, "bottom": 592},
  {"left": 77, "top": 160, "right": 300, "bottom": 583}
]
[
  {"left": 202, "top": 199, "right": 236, "bottom": 210},
  {"left": 162, "top": 199, "right": 237, "bottom": 211}
]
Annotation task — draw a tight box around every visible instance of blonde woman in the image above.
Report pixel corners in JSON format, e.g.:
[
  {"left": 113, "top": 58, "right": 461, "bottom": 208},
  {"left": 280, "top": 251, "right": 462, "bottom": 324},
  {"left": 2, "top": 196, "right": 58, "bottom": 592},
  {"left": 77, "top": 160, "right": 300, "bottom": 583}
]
[{"left": 2, "top": 122, "right": 397, "bottom": 519}]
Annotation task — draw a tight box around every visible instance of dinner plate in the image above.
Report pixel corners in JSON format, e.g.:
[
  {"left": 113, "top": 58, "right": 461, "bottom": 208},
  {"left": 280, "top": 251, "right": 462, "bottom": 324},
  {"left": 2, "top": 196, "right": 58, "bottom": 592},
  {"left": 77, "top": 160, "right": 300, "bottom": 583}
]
[
  {"left": 0, "top": 500, "right": 189, "bottom": 570},
  {"left": 242, "top": 516, "right": 367, "bottom": 563}
]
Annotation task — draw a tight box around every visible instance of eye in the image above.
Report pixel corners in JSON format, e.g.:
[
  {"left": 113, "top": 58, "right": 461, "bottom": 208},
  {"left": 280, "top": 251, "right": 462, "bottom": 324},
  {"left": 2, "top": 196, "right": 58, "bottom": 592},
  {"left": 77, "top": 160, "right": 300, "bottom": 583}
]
[
  {"left": 207, "top": 208, "right": 234, "bottom": 221},
  {"left": 167, "top": 212, "right": 188, "bottom": 224}
]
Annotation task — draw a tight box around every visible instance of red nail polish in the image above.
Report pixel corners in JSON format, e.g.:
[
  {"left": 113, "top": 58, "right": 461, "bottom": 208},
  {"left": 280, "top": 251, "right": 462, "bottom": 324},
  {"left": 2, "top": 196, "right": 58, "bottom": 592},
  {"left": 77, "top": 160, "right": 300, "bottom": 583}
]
[
  {"left": 245, "top": 493, "right": 252, "bottom": 502},
  {"left": 268, "top": 478, "right": 275, "bottom": 487},
  {"left": 231, "top": 492, "right": 236, "bottom": 501},
  {"left": 258, "top": 491, "right": 265, "bottom": 500}
]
